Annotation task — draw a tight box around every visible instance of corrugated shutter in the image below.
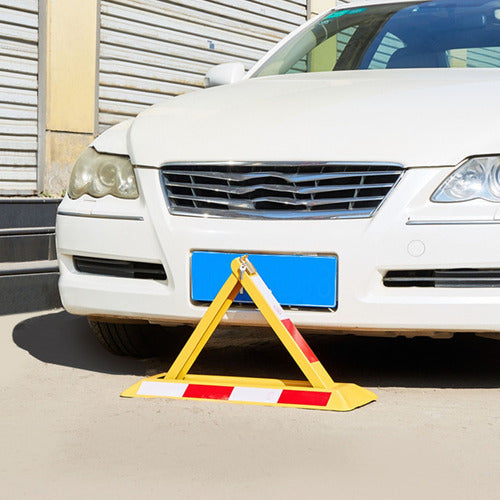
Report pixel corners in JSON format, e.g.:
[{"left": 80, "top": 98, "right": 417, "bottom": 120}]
[
  {"left": 0, "top": 0, "right": 38, "bottom": 195},
  {"left": 98, "top": 0, "right": 308, "bottom": 132}
]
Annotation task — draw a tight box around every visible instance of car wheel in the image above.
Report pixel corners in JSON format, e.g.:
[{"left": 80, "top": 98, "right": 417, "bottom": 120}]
[{"left": 89, "top": 320, "right": 154, "bottom": 358}]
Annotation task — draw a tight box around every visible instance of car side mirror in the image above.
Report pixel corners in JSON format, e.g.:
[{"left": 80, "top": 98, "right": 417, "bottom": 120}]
[{"left": 204, "top": 62, "right": 246, "bottom": 88}]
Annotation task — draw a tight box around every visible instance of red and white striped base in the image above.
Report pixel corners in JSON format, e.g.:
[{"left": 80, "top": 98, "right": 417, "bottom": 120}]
[{"left": 136, "top": 381, "right": 332, "bottom": 408}]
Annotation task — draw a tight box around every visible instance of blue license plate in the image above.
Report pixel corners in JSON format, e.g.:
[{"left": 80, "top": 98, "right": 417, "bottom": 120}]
[{"left": 191, "top": 252, "right": 337, "bottom": 308}]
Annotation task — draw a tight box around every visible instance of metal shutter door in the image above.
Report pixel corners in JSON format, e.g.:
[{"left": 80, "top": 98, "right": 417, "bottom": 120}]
[
  {"left": 99, "top": 0, "right": 308, "bottom": 132},
  {"left": 0, "top": 0, "right": 38, "bottom": 194}
]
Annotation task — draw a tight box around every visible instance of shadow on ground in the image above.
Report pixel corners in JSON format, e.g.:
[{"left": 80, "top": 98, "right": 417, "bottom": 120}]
[
  {"left": 13, "top": 311, "right": 148, "bottom": 376},
  {"left": 13, "top": 310, "right": 500, "bottom": 388}
]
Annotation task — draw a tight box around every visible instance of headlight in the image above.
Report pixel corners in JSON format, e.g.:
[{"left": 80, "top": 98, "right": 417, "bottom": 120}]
[
  {"left": 68, "top": 148, "right": 139, "bottom": 200},
  {"left": 431, "top": 156, "right": 500, "bottom": 203}
]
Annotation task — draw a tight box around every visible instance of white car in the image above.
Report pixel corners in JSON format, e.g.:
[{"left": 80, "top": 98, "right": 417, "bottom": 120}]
[{"left": 57, "top": 0, "right": 500, "bottom": 356}]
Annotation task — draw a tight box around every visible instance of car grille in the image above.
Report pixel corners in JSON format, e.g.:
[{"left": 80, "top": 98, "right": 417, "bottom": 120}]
[
  {"left": 160, "top": 162, "right": 404, "bottom": 219},
  {"left": 383, "top": 269, "right": 500, "bottom": 288}
]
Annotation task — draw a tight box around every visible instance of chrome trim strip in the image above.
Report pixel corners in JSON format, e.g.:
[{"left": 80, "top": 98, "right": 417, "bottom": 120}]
[
  {"left": 164, "top": 207, "right": 374, "bottom": 220},
  {"left": 57, "top": 211, "right": 144, "bottom": 221},
  {"left": 407, "top": 220, "right": 500, "bottom": 226},
  {"left": 160, "top": 160, "right": 405, "bottom": 168}
]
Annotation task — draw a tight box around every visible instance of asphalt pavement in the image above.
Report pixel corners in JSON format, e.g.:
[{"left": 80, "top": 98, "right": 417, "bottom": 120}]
[{"left": 1, "top": 310, "right": 499, "bottom": 499}]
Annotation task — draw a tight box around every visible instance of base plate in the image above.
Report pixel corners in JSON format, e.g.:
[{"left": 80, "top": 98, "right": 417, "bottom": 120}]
[{"left": 122, "top": 374, "right": 377, "bottom": 412}]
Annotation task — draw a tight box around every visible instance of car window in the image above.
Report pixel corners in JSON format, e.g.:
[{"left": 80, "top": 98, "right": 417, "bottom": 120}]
[
  {"left": 296, "top": 25, "right": 359, "bottom": 73},
  {"left": 366, "top": 33, "right": 406, "bottom": 69},
  {"left": 252, "top": 0, "right": 500, "bottom": 77},
  {"left": 448, "top": 47, "right": 500, "bottom": 68}
]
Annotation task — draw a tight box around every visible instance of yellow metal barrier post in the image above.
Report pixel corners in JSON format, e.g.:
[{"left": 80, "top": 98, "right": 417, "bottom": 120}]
[{"left": 122, "top": 256, "right": 377, "bottom": 411}]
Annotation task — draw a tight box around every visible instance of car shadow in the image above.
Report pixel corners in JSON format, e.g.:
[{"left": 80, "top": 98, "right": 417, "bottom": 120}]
[
  {"left": 13, "top": 311, "right": 148, "bottom": 376},
  {"left": 13, "top": 311, "right": 500, "bottom": 388},
  {"left": 172, "top": 327, "right": 500, "bottom": 389}
]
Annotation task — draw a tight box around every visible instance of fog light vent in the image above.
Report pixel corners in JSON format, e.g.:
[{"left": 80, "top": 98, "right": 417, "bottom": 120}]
[
  {"left": 74, "top": 256, "right": 167, "bottom": 281},
  {"left": 384, "top": 269, "right": 500, "bottom": 288}
]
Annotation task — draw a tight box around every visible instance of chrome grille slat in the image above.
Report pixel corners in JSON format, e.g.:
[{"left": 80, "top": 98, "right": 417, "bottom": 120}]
[
  {"left": 167, "top": 181, "right": 394, "bottom": 196},
  {"left": 161, "top": 162, "right": 404, "bottom": 219},
  {"left": 166, "top": 170, "right": 403, "bottom": 183},
  {"left": 167, "top": 193, "right": 386, "bottom": 209}
]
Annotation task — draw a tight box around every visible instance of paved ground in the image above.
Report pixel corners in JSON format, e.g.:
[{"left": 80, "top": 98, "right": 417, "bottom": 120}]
[{"left": 1, "top": 310, "right": 499, "bottom": 499}]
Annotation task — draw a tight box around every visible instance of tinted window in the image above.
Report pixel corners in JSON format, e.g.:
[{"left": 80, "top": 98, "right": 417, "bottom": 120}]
[{"left": 253, "top": 0, "right": 500, "bottom": 77}]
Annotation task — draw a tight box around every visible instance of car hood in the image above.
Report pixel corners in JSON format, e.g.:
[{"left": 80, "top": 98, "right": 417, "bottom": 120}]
[{"left": 94, "top": 69, "right": 500, "bottom": 168}]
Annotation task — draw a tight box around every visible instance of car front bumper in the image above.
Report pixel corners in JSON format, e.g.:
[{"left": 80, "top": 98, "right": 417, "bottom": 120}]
[{"left": 56, "top": 166, "right": 500, "bottom": 335}]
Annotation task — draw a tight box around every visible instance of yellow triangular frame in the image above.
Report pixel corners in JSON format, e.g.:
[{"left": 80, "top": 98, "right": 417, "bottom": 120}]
[{"left": 122, "top": 255, "right": 377, "bottom": 411}]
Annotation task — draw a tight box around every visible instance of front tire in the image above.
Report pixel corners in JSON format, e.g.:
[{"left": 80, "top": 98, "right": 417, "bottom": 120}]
[{"left": 89, "top": 320, "right": 154, "bottom": 358}]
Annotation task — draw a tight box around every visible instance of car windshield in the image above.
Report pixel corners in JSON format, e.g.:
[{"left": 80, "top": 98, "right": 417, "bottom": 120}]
[{"left": 252, "top": 0, "right": 500, "bottom": 77}]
